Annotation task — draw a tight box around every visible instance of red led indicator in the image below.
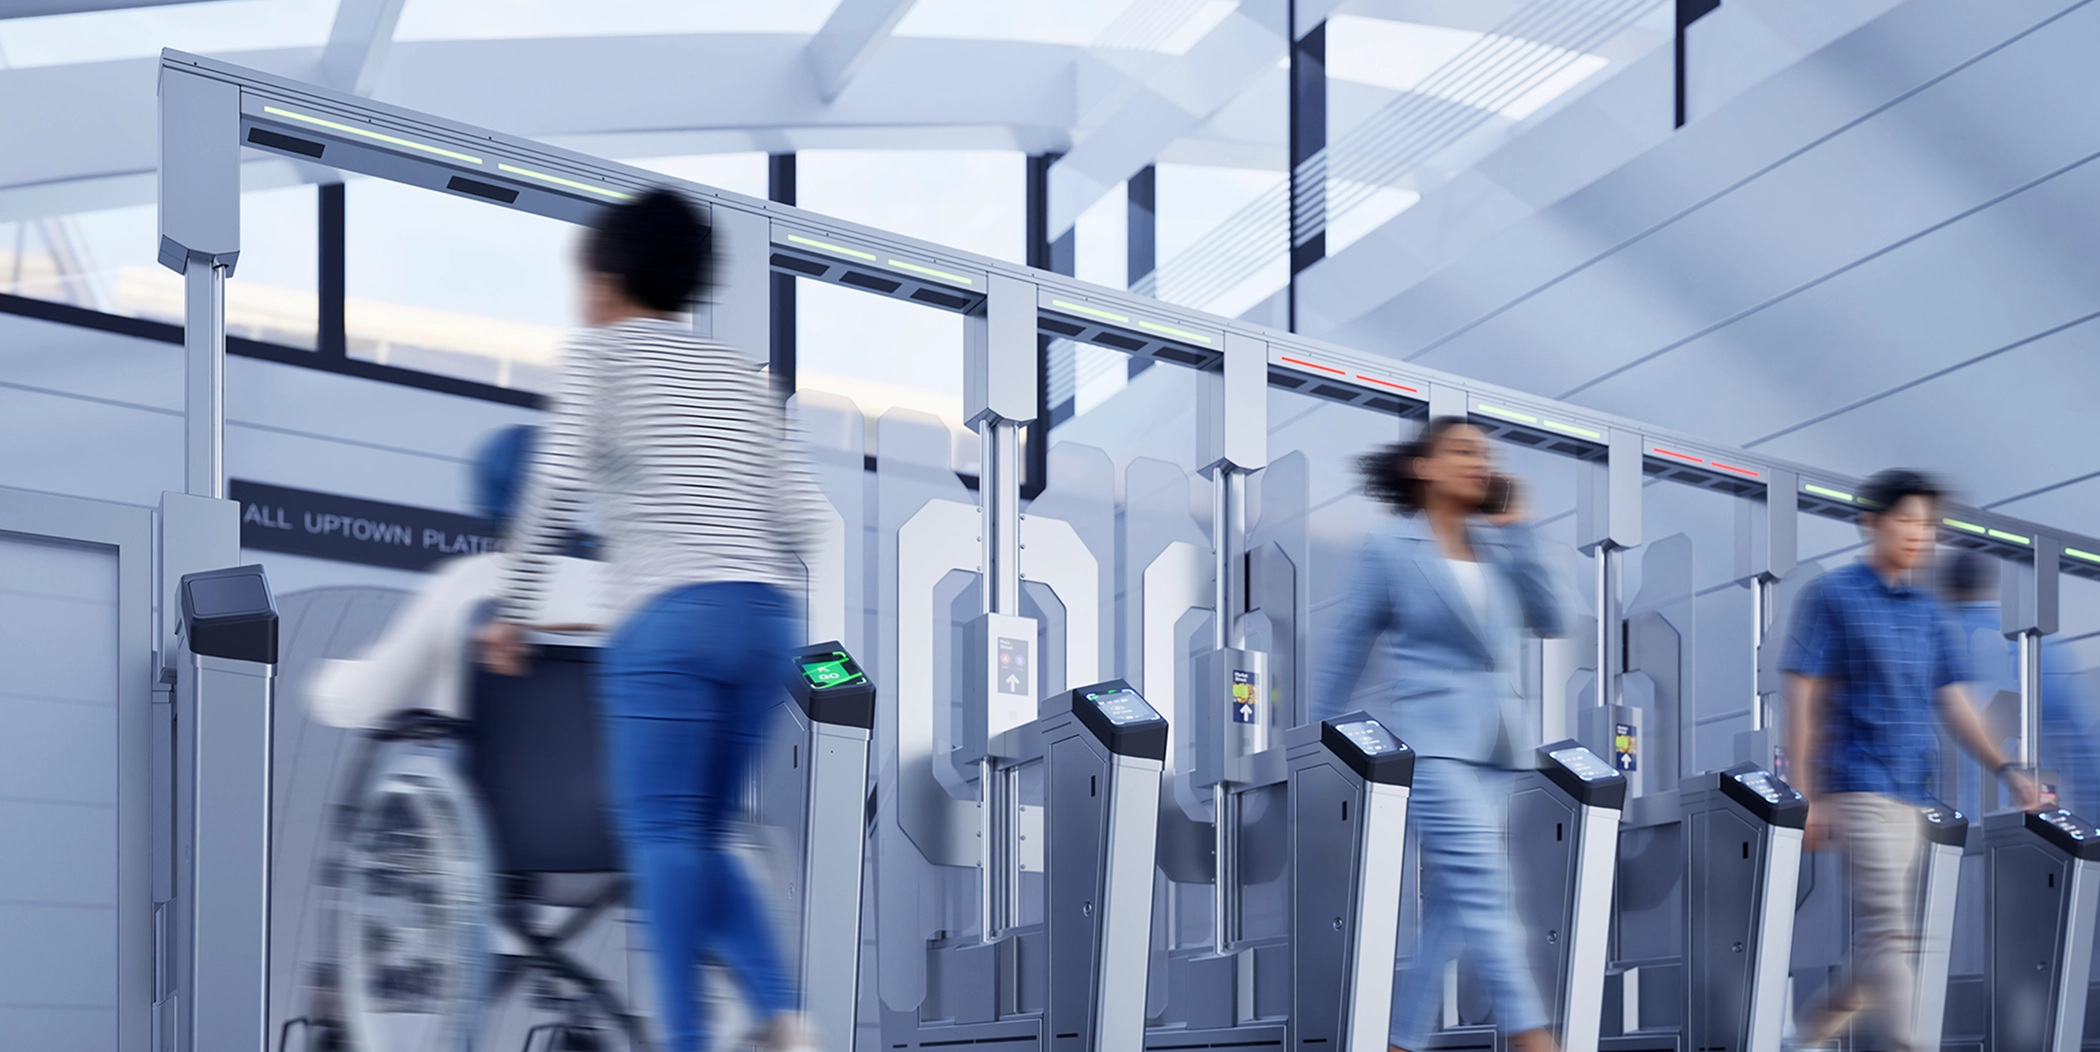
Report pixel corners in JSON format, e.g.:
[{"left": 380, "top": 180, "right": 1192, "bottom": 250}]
[
  {"left": 1355, "top": 374, "right": 1420, "bottom": 394},
  {"left": 1712, "top": 461, "right": 1761, "bottom": 478},
  {"left": 1281, "top": 356, "right": 1345, "bottom": 375},
  {"left": 1651, "top": 447, "right": 1704, "bottom": 465}
]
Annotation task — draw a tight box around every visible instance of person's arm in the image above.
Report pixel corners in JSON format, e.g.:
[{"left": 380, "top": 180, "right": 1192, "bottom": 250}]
[
  {"left": 1779, "top": 575, "right": 1837, "bottom": 847},
  {"left": 482, "top": 337, "right": 599, "bottom": 674},
  {"left": 1487, "top": 517, "right": 1565, "bottom": 638},
  {"left": 1935, "top": 615, "right": 2041, "bottom": 809},
  {"left": 1785, "top": 672, "right": 1826, "bottom": 803},
  {"left": 772, "top": 393, "right": 830, "bottom": 560},
  {"left": 1311, "top": 539, "right": 1397, "bottom": 725}
]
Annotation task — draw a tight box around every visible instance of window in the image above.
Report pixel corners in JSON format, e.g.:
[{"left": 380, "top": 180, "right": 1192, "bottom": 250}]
[
  {"left": 794, "top": 150, "right": 1025, "bottom": 461},
  {"left": 2, "top": 183, "right": 319, "bottom": 349},
  {"left": 342, "top": 179, "right": 577, "bottom": 391}
]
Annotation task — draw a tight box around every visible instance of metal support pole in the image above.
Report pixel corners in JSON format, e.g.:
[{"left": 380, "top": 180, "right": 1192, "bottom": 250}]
[
  {"left": 1213, "top": 782, "right": 1234, "bottom": 956},
  {"left": 982, "top": 420, "right": 1022, "bottom": 617},
  {"left": 1595, "top": 546, "right": 1620, "bottom": 708},
  {"left": 1213, "top": 469, "right": 1247, "bottom": 650},
  {"left": 1750, "top": 576, "right": 1773, "bottom": 731},
  {"left": 183, "top": 260, "right": 227, "bottom": 499},
  {"left": 2020, "top": 631, "right": 2042, "bottom": 771}
]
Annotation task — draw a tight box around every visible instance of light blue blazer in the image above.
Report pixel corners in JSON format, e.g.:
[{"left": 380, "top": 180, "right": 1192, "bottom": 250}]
[{"left": 1313, "top": 514, "right": 1566, "bottom": 766}]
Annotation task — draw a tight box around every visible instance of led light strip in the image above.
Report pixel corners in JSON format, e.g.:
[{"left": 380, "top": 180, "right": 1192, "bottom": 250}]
[
  {"left": 1651, "top": 447, "right": 1703, "bottom": 465},
  {"left": 1356, "top": 374, "right": 1420, "bottom": 394},
  {"left": 786, "top": 233, "right": 878, "bottom": 262},
  {"left": 496, "top": 163, "right": 633, "bottom": 200},
  {"left": 2067, "top": 548, "right": 2100, "bottom": 564},
  {"left": 888, "top": 259, "right": 973, "bottom": 285},
  {"left": 1943, "top": 519, "right": 1987, "bottom": 535},
  {"left": 262, "top": 105, "right": 482, "bottom": 164},
  {"left": 1137, "top": 320, "right": 1214, "bottom": 345},
  {"left": 1050, "top": 299, "right": 1131, "bottom": 324},
  {"left": 1712, "top": 461, "right": 1761, "bottom": 478},
  {"left": 1475, "top": 404, "right": 1538, "bottom": 425},
  {"left": 1988, "top": 529, "right": 2031, "bottom": 545},
  {"left": 1542, "top": 419, "right": 1603, "bottom": 440},
  {"left": 1805, "top": 484, "right": 1854, "bottom": 503},
  {"left": 1281, "top": 355, "right": 1345, "bottom": 375}
]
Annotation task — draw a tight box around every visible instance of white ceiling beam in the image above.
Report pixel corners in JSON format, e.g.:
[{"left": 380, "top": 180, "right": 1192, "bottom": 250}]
[
  {"left": 805, "top": 0, "right": 920, "bottom": 102},
  {"left": 2, "top": 0, "right": 207, "bottom": 18},
  {"left": 319, "top": 0, "right": 408, "bottom": 96},
  {"left": 1049, "top": 1, "right": 1287, "bottom": 236},
  {"left": 0, "top": 34, "right": 1087, "bottom": 219}
]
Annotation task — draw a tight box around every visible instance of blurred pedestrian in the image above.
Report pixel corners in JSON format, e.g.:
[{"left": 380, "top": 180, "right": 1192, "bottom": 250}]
[
  {"left": 1941, "top": 549, "right": 2100, "bottom": 818},
  {"left": 305, "top": 424, "right": 604, "bottom": 729},
  {"left": 1315, "top": 417, "right": 1567, "bottom": 1052},
  {"left": 1783, "top": 471, "right": 2039, "bottom": 1052},
  {"left": 478, "top": 188, "right": 828, "bottom": 1052}
]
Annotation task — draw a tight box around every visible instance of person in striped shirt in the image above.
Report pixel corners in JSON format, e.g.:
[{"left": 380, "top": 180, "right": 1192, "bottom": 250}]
[{"left": 478, "top": 188, "right": 825, "bottom": 1052}]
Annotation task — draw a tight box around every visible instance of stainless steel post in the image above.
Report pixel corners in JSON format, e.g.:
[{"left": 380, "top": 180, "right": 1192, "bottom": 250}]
[{"left": 183, "top": 260, "right": 227, "bottom": 499}]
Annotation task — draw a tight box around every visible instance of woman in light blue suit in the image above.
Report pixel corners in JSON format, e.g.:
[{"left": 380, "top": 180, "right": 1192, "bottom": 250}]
[{"left": 1314, "top": 417, "right": 1567, "bottom": 1052}]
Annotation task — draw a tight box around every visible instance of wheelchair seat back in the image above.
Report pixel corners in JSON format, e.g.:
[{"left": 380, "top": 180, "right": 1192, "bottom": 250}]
[{"left": 468, "top": 645, "right": 620, "bottom": 874}]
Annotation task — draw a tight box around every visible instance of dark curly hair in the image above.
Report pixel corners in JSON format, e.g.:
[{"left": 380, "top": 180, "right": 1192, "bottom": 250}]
[
  {"left": 1358, "top": 416, "right": 1475, "bottom": 515},
  {"left": 585, "top": 187, "right": 713, "bottom": 312}
]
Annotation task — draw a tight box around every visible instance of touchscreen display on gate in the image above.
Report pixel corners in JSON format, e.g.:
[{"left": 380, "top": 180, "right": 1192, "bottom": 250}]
[{"left": 799, "top": 652, "right": 865, "bottom": 690}]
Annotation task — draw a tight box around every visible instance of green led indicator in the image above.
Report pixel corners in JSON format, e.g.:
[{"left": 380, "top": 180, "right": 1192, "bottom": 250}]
[
  {"left": 1050, "top": 299, "right": 1131, "bottom": 324},
  {"left": 887, "top": 259, "right": 973, "bottom": 285},
  {"left": 1942, "top": 519, "right": 1987, "bottom": 535},
  {"left": 1987, "top": 529, "right": 2031, "bottom": 545},
  {"left": 263, "top": 105, "right": 483, "bottom": 164},
  {"left": 2067, "top": 548, "right": 2100, "bottom": 564},
  {"left": 786, "top": 234, "right": 878, "bottom": 262},
  {"left": 1475, "top": 404, "right": 1539, "bottom": 424},
  {"left": 1542, "top": 420, "right": 1603, "bottom": 440},
  {"left": 1805, "top": 484, "right": 1854, "bottom": 503},
  {"left": 800, "top": 657, "right": 862, "bottom": 689},
  {"left": 496, "top": 163, "right": 633, "bottom": 200},
  {"left": 1137, "top": 320, "right": 1215, "bottom": 344}
]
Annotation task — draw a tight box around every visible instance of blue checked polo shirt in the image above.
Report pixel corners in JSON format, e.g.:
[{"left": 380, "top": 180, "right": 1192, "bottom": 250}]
[{"left": 1781, "top": 560, "right": 1969, "bottom": 803}]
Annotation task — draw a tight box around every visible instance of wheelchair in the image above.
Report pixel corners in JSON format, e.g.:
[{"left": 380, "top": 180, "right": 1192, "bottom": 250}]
[{"left": 280, "top": 644, "right": 656, "bottom": 1052}]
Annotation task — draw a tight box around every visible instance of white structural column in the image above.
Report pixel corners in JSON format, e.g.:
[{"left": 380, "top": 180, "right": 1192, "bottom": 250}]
[
  {"left": 1048, "top": 1, "right": 1292, "bottom": 238},
  {"left": 806, "top": 0, "right": 921, "bottom": 101},
  {"left": 320, "top": 0, "right": 409, "bottom": 95}
]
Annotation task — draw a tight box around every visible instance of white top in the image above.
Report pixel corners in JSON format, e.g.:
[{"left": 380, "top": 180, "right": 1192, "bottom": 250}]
[
  {"left": 307, "top": 552, "right": 609, "bottom": 729},
  {"left": 498, "top": 318, "right": 829, "bottom": 625},
  {"left": 1445, "top": 557, "right": 1489, "bottom": 625}
]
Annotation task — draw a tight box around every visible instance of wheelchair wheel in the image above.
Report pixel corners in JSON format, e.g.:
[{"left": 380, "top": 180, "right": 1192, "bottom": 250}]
[{"left": 335, "top": 746, "right": 497, "bottom": 1052}]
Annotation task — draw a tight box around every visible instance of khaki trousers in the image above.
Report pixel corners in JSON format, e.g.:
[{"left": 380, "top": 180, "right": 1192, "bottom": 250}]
[{"left": 1799, "top": 792, "right": 1925, "bottom": 1052}]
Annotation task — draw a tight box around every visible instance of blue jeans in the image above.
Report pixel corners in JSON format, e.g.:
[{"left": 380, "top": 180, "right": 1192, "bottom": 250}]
[
  {"left": 1391, "top": 758, "right": 1547, "bottom": 1049},
  {"left": 600, "top": 582, "right": 797, "bottom": 1052}
]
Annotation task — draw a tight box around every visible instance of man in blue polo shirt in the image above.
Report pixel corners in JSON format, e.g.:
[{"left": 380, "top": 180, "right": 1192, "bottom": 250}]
[{"left": 1783, "top": 469, "right": 2039, "bottom": 1052}]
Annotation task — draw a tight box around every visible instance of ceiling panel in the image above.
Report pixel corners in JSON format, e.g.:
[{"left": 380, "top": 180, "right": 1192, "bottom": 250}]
[{"left": 1570, "top": 152, "right": 2100, "bottom": 445}]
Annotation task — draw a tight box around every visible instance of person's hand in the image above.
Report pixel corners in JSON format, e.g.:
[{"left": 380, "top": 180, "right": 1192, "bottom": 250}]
[
  {"left": 477, "top": 619, "right": 530, "bottom": 677},
  {"left": 1802, "top": 798, "right": 1830, "bottom": 852},
  {"left": 1487, "top": 476, "right": 1526, "bottom": 528},
  {"left": 2005, "top": 768, "right": 2044, "bottom": 812}
]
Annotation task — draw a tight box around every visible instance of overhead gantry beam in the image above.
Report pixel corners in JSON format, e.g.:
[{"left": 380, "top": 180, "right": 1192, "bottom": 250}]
[
  {"left": 805, "top": 0, "right": 920, "bottom": 101},
  {"left": 164, "top": 48, "right": 2100, "bottom": 582},
  {"left": 0, "top": 33, "right": 1080, "bottom": 221}
]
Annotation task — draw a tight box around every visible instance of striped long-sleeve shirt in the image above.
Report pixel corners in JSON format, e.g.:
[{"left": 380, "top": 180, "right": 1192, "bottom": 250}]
[{"left": 497, "top": 317, "right": 826, "bottom": 625}]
